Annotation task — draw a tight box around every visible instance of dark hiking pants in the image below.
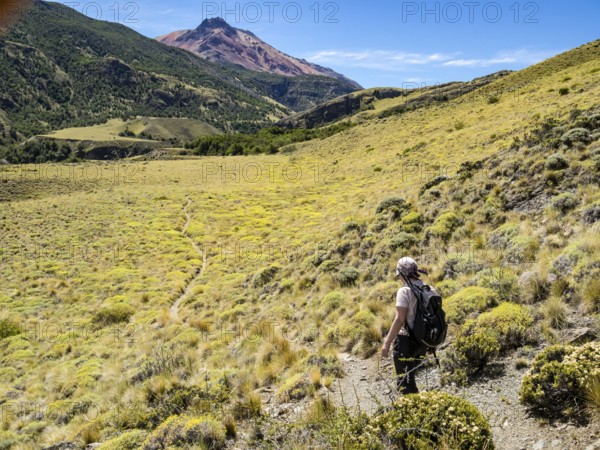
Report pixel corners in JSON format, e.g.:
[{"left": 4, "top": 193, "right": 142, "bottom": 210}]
[{"left": 393, "top": 335, "right": 428, "bottom": 395}]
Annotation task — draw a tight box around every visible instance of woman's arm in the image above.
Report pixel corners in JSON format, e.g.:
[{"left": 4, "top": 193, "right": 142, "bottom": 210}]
[{"left": 381, "top": 306, "right": 408, "bottom": 357}]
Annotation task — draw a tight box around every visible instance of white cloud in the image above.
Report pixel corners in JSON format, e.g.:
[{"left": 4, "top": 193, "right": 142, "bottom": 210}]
[
  {"left": 307, "top": 50, "right": 456, "bottom": 70},
  {"left": 307, "top": 48, "right": 559, "bottom": 71},
  {"left": 442, "top": 49, "right": 558, "bottom": 67}
]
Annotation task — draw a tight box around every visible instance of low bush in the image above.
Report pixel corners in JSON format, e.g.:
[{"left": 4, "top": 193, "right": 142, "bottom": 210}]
[
  {"left": 320, "top": 259, "right": 341, "bottom": 273},
  {"left": 426, "top": 211, "right": 462, "bottom": 240},
  {"left": 376, "top": 197, "right": 409, "bottom": 214},
  {"left": 142, "top": 415, "right": 226, "bottom": 450},
  {"left": 474, "top": 303, "right": 535, "bottom": 350},
  {"left": 335, "top": 267, "right": 360, "bottom": 287},
  {"left": 551, "top": 193, "right": 579, "bottom": 214},
  {"left": 92, "top": 304, "right": 134, "bottom": 326},
  {"left": 346, "top": 391, "right": 494, "bottom": 449},
  {"left": 252, "top": 264, "right": 280, "bottom": 287},
  {"left": 367, "top": 282, "right": 398, "bottom": 303},
  {"left": 97, "top": 430, "right": 147, "bottom": 450},
  {"left": 0, "top": 318, "right": 21, "bottom": 340},
  {"left": 322, "top": 291, "right": 345, "bottom": 313},
  {"left": 444, "top": 286, "right": 499, "bottom": 324},
  {"left": 582, "top": 203, "right": 600, "bottom": 224},
  {"left": 444, "top": 303, "right": 535, "bottom": 383},
  {"left": 561, "top": 127, "right": 591, "bottom": 146},
  {"left": 545, "top": 153, "right": 569, "bottom": 170},
  {"left": 389, "top": 232, "right": 419, "bottom": 251},
  {"left": 401, "top": 211, "right": 423, "bottom": 233},
  {"left": 343, "top": 221, "right": 361, "bottom": 233},
  {"left": 520, "top": 342, "right": 600, "bottom": 421}
]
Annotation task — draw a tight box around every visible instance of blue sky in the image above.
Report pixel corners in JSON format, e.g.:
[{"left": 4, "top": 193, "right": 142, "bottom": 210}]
[{"left": 55, "top": 0, "right": 600, "bottom": 88}]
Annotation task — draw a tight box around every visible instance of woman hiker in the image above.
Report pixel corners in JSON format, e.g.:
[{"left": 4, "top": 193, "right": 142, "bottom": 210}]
[{"left": 381, "top": 256, "right": 435, "bottom": 395}]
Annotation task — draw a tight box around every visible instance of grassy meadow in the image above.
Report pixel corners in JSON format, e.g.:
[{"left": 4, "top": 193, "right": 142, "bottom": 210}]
[{"left": 0, "top": 40, "right": 599, "bottom": 448}]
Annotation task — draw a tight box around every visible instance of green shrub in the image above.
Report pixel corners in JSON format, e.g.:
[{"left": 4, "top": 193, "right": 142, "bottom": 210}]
[
  {"left": 401, "top": 211, "right": 423, "bottom": 225},
  {"left": 445, "top": 303, "right": 535, "bottom": 383},
  {"left": 335, "top": 267, "right": 360, "bottom": 287},
  {"left": 322, "top": 291, "right": 345, "bottom": 312},
  {"left": 475, "top": 303, "right": 535, "bottom": 350},
  {"left": 368, "top": 282, "right": 399, "bottom": 303},
  {"left": 336, "top": 240, "right": 354, "bottom": 256},
  {"left": 420, "top": 175, "right": 448, "bottom": 194},
  {"left": 427, "top": 211, "right": 462, "bottom": 240},
  {"left": 520, "top": 342, "right": 600, "bottom": 421},
  {"left": 551, "top": 193, "right": 579, "bottom": 214},
  {"left": 401, "top": 211, "right": 423, "bottom": 233},
  {"left": 0, "top": 431, "right": 21, "bottom": 450},
  {"left": 559, "top": 87, "right": 570, "bottom": 96},
  {"left": 561, "top": 127, "right": 591, "bottom": 146},
  {"left": 389, "top": 232, "right": 419, "bottom": 251},
  {"left": 46, "top": 397, "right": 96, "bottom": 424},
  {"left": 453, "top": 332, "right": 501, "bottom": 379},
  {"left": 92, "top": 304, "right": 134, "bottom": 326},
  {"left": 306, "top": 353, "right": 344, "bottom": 377},
  {"left": 343, "top": 221, "right": 361, "bottom": 233},
  {"left": 442, "top": 257, "right": 485, "bottom": 279},
  {"left": 435, "top": 279, "right": 461, "bottom": 297},
  {"left": 351, "top": 309, "right": 375, "bottom": 327},
  {"left": 349, "top": 392, "right": 494, "bottom": 450},
  {"left": 582, "top": 203, "right": 600, "bottom": 224},
  {"left": 444, "top": 287, "right": 499, "bottom": 324},
  {"left": 279, "top": 278, "right": 294, "bottom": 293},
  {"left": 376, "top": 197, "right": 408, "bottom": 214},
  {"left": 0, "top": 319, "right": 21, "bottom": 340},
  {"left": 142, "top": 415, "right": 226, "bottom": 450},
  {"left": 252, "top": 264, "right": 280, "bottom": 287},
  {"left": 97, "top": 430, "right": 147, "bottom": 450},
  {"left": 320, "top": 259, "right": 341, "bottom": 273},
  {"left": 545, "top": 153, "right": 569, "bottom": 170}
]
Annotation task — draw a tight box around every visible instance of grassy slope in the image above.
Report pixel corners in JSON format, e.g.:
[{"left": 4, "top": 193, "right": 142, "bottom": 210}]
[
  {"left": 1, "top": 0, "right": 289, "bottom": 136},
  {"left": 0, "top": 1, "right": 359, "bottom": 141},
  {"left": 0, "top": 41, "right": 599, "bottom": 447},
  {"left": 42, "top": 118, "right": 221, "bottom": 142}
]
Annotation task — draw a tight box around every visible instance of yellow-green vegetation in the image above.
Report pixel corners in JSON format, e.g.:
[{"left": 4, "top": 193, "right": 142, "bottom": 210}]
[
  {"left": 43, "top": 117, "right": 221, "bottom": 144},
  {"left": 1, "top": 40, "right": 600, "bottom": 447},
  {"left": 326, "top": 392, "right": 494, "bottom": 450},
  {"left": 520, "top": 342, "right": 600, "bottom": 422},
  {"left": 444, "top": 286, "right": 499, "bottom": 324},
  {"left": 142, "top": 414, "right": 226, "bottom": 449},
  {"left": 444, "top": 303, "right": 536, "bottom": 383}
]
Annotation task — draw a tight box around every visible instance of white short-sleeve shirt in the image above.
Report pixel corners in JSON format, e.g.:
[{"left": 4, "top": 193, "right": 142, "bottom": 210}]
[{"left": 396, "top": 280, "right": 432, "bottom": 336}]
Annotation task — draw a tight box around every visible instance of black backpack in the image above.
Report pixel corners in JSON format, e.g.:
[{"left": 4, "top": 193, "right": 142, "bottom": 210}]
[{"left": 405, "top": 278, "right": 447, "bottom": 350}]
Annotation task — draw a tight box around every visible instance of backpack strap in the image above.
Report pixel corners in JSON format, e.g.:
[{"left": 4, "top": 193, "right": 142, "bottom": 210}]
[{"left": 401, "top": 275, "right": 422, "bottom": 342}]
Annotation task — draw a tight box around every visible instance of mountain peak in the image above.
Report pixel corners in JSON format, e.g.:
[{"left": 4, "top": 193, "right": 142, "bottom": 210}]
[
  {"left": 198, "top": 17, "right": 230, "bottom": 30},
  {"left": 158, "top": 19, "right": 362, "bottom": 89}
]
